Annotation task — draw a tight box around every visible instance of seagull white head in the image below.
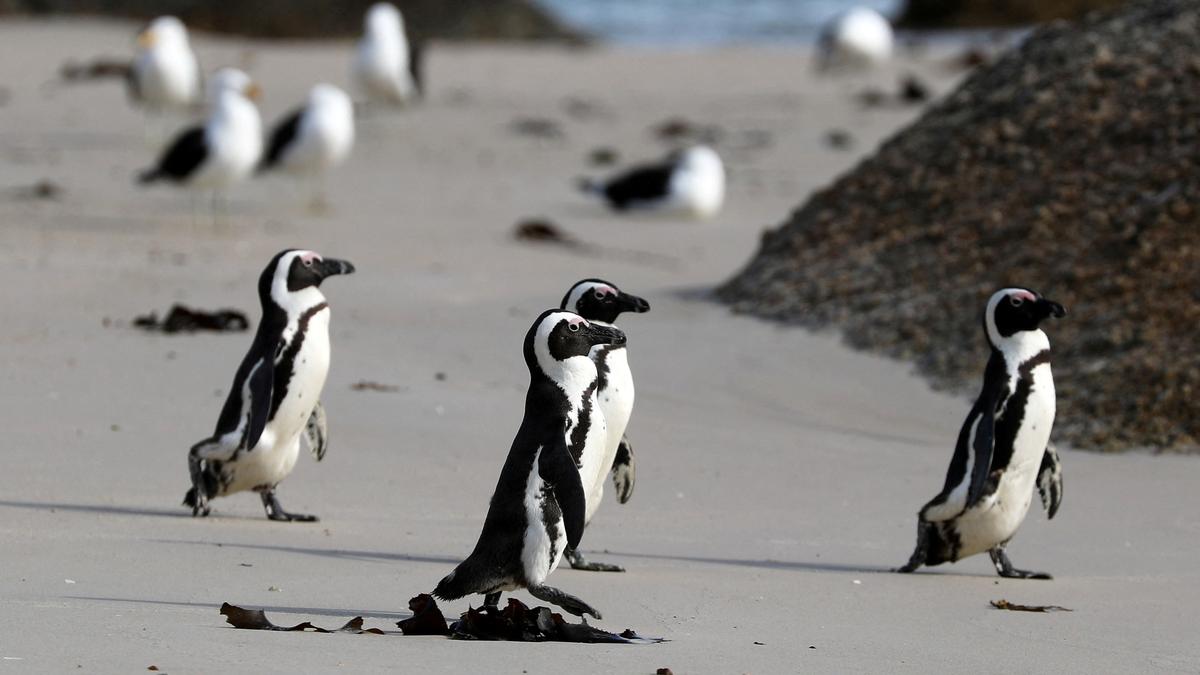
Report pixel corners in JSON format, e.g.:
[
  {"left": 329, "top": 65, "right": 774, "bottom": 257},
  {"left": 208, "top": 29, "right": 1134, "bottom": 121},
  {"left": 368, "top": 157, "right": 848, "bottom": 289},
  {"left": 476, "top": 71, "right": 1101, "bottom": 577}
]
[
  {"left": 207, "top": 67, "right": 260, "bottom": 104},
  {"left": 366, "top": 2, "right": 404, "bottom": 40},
  {"left": 137, "top": 15, "right": 189, "bottom": 50}
]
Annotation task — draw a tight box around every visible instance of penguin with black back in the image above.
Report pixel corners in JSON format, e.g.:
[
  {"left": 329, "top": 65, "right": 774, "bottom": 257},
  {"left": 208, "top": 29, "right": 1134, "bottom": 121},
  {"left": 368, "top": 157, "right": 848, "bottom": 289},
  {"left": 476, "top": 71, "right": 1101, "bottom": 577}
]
[
  {"left": 559, "top": 279, "right": 650, "bottom": 572},
  {"left": 183, "top": 249, "right": 355, "bottom": 521},
  {"left": 433, "top": 310, "right": 626, "bottom": 619},
  {"left": 897, "top": 287, "right": 1066, "bottom": 578}
]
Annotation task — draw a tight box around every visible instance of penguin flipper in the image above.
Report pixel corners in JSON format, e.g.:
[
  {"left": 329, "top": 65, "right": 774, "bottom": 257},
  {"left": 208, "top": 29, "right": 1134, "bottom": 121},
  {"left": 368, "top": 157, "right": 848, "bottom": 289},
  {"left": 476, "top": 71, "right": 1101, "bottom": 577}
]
[
  {"left": 1037, "top": 443, "right": 1064, "bottom": 519},
  {"left": 305, "top": 401, "right": 329, "bottom": 461},
  {"left": 244, "top": 354, "right": 275, "bottom": 451},
  {"left": 965, "top": 393, "right": 997, "bottom": 509},
  {"left": 610, "top": 436, "right": 636, "bottom": 504},
  {"left": 540, "top": 434, "right": 587, "bottom": 551}
]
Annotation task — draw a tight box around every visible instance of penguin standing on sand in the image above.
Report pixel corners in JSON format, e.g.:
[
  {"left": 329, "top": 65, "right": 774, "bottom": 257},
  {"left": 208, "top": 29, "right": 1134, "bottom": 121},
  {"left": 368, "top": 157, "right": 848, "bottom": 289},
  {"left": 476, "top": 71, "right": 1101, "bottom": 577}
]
[
  {"left": 558, "top": 279, "right": 650, "bottom": 572},
  {"left": 184, "top": 249, "right": 355, "bottom": 521},
  {"left": 433, "top": 310, "right": 626, "bottom": 619},
  {"left": 897, "top": 287, "right": 1066, "bottom": 578}
]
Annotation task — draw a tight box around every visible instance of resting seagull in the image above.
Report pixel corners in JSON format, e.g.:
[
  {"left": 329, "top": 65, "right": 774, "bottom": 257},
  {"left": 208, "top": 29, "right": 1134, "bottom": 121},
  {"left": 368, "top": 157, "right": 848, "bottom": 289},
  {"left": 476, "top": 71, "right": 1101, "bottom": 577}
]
[
  {"left": 259, "top": 84, "right": 355, "bottom": 211},
  {"left": 579, "top": 145, "right": 726, "bottom": 219},
  {"left": 353, "top": 2, "right": 422, "bottom": 106},
  {"left": 138, "top": 68, "right": 263, "bottom": 221},
  {"left": 130, "top": 16, "right": 201, "bottom": 114},
  {"left": 816, "top": 7, "right": 894, "bottom": 71}
]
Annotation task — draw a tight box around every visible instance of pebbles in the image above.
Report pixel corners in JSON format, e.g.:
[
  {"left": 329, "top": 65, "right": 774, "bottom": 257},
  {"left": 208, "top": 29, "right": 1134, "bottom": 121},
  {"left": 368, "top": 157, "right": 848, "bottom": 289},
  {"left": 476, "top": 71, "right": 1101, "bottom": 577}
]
[{"left": 718, "top": 0, "right": 1200, "bottom": 453}]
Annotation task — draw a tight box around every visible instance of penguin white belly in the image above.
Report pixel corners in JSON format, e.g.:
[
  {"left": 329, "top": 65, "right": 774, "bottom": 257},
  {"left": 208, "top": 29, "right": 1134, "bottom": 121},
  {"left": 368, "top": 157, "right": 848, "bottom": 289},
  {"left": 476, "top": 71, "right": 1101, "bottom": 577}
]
[
  {"left": 226, "top": 309, "right": 331, "bottom": 495},
  {"left": 587, "top": 348, "right": 633, "bottom": 520},
  {"left": 521, "top": 448, "right": 567, "bottom": 586},
  {"left": 954, "top": 368, "right": 1056, "bottom": 559},
  {"left": 575, "top": 406, "right": 611, "bottom": 523}
]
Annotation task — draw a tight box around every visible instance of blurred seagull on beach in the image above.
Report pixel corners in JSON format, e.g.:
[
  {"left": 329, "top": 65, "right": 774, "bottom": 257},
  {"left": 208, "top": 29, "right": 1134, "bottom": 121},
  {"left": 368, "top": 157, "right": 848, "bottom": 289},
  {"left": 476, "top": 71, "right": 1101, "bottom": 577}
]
[
  {"left": 130, "top": 16, "right": 201, "bottom": 120},
  {"left": 259, "top": 83, "right": 355, "bottom": 212},
  {"left": 138, "top": 68, "right": 263, "bottom": 223},
  {"left": 353, "top": 2, "right": 422, "bottom": 107},
  {"left": 579, "top": 145, "right": 725, "bottom": 220},
  {"left": 816, "top": 7, "right": 894, "bottom": 71}
]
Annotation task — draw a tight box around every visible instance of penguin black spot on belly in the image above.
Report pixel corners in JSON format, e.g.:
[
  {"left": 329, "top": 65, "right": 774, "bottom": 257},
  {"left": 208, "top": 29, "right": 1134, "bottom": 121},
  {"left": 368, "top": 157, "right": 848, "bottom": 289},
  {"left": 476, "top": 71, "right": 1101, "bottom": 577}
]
[
  {"left": 568, "top": 380, "right": 599, "bottom": 466},
  {"left": 270, "top": 303, "right": 328, "bottom": 416}
]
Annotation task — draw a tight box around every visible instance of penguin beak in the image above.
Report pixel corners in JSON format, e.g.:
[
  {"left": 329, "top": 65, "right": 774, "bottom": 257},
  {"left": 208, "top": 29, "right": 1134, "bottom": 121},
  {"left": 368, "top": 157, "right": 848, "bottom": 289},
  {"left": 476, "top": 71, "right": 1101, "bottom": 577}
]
[
  {"left": 244, "top": 82, "right": 263, "bottom": 102},
  {"left": 582, "top": 323, "right": 626, "bottom": 348},
  {"left": 316, "top": 258, "right": 355, "bottom": 280},
  {"left": 1038, "top": 298, "right": 1066, "bottom": 319},
  {"left": 615, "top": 292, "right": 650, "bottom": 315},
  {"left": 136, "top": 29, "right": 156, "bottom": 49}
]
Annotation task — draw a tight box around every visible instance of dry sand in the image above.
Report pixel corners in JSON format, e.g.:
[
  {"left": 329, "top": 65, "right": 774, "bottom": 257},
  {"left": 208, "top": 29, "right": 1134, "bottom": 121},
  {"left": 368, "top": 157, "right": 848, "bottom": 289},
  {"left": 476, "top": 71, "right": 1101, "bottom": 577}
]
[{"left": 1, "top": 19, "right": 1197, "bottom": 674}]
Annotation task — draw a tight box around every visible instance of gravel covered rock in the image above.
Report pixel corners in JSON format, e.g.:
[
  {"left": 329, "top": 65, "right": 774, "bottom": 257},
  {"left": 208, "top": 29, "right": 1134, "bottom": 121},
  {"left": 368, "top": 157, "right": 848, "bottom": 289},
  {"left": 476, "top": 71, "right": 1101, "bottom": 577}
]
[{"left": 718, "top": 0, "right": 1199, "bottom": 453}]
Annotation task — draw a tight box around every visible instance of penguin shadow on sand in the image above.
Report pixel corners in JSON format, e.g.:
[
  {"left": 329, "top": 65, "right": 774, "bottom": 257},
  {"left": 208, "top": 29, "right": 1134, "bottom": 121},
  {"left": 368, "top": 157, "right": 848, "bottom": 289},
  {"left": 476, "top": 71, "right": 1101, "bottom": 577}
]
[
  {"left": 64, "top": 595, "right": 413, "bottom": 621},
  {"left": 0, "top": 499, "right": 201, "bottom": 520},
  {"left": 148, "top": 538, "right": 461, "bottom": 566}
]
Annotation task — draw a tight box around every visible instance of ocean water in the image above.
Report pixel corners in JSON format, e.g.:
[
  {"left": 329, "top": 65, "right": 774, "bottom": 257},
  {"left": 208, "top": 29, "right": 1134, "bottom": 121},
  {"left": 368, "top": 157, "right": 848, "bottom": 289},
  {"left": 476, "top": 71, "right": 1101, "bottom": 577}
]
[{"left": 535, "top": 0, "right": 902, "bottom": 46}]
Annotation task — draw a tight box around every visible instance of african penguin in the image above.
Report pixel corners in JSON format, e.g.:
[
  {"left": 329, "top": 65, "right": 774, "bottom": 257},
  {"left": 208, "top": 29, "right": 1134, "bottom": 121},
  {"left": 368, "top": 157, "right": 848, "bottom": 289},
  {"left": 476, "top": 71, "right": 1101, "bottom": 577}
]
[
  {"left": 897, "top": 287, "right": 1066, "bottom": 578},
  {"left": 138, "top": 68, "right": 263, "bottom": 192},
  {"left": 816, "top": 7, "right": 894, "bottom": 71},
  {"left": 183, "top": 249, "right": 355, "bottom": 521},
  {"left": 130, "top": 16, "right": 201, "bottom": 114},
  {"left": 579, "top": 145, "right": 725, "bottom": 219},
  {"left": 353, "top": 2, "right": 422, "bottom": 105},
  {"left": 433, "top": 310, "right": 626, "bottom": 619},
  {"left": 558, "top": 279, "right": 650, "bottom": 572}
]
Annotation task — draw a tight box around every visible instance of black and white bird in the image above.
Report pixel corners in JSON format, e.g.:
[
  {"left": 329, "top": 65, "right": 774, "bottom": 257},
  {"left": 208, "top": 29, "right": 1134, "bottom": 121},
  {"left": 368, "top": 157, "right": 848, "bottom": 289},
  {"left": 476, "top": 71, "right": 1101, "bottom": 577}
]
[
  {"left": 816, "top": 7, "right": 894, "bottom": 71},
  {"left": 130, "top": 16, "right": 201, "bottom": 114},
  {"left": 433, "top": 310, "right": 626, "bottom": 619},
  {"left": 138, "top": 68, "right": 263, "bottom": 199},
  {"left": 558, "top": 279, "right": 650, "bottom": 572},
  {"left": 184, "top": 249, "right": 355, "bottom": 522},
  {"left": 353, "top": 2, "right": 422, "bottom": 105},
  {"left": 897, "top": 288, "right": 1066, "bottom": 578},
  {"left": 259, "top": 84, "right": 355, "bottom": 209},
  {"left": 579, "top": 145, "right": 725, "bottom": 219}
]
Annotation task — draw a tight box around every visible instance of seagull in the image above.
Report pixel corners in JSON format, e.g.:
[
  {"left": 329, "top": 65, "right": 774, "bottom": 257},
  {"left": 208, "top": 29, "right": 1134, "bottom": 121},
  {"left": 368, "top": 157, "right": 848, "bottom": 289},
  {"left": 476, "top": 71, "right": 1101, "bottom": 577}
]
[
  {"left": 259, "top": 83, "right": 355, "bottom": 211},
  {"left": 130, "top": 16, "right": 201, "bottom": 114},
  {"left": 353, "top": 2, "right": 421, "bottom": 106},
  {"left": 138, "top": 68, "right": 263, "bottom": 221},
  {"left": 816, "top": 7, "right": 894, "bottom": 71},
  {"left": 579, "top": 145, "right": 726, "bottom": 219}
]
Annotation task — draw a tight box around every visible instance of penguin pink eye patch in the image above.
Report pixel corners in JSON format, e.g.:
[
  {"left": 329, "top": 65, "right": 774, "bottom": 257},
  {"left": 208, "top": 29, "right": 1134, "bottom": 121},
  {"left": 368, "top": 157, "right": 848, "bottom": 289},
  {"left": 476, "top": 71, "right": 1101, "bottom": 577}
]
[
  {"left": 592, "top": 286, "right": 616, "bottom": 298},
  {"left": 299, "top": 252, "right": 323, "bottom": 265}
]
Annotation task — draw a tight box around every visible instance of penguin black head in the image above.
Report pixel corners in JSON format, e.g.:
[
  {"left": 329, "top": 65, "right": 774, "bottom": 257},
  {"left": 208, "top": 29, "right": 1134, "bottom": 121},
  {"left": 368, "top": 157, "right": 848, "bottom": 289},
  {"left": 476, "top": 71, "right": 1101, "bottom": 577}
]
[
  {"left": 258, "top": 249, "right": 355, "bottom": 310},
  {"left": 560, "top": 279, "right": 650, "bottom": 325},
  {"left": 984, "top": 287, "right": 1066, "bottom": 346},
  {"left": 524, "top": 309, "right": 626, "bottom": 378}
]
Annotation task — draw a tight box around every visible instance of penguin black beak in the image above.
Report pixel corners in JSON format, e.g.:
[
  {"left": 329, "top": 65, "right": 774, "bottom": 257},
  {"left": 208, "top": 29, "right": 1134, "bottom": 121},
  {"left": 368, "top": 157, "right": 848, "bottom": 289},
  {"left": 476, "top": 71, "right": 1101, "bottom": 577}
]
[
  {"left": 317, "top": 258, "right": 356, "bottom": 280},
  {"left": 582, "top": 323, "right": 626, "bottom": 348},
  {"left": 1039, "top": 298, "right": 1066, "bottom": 319},
  {"left": 616, "top": 292, "right": 650, "bottom": 315}
]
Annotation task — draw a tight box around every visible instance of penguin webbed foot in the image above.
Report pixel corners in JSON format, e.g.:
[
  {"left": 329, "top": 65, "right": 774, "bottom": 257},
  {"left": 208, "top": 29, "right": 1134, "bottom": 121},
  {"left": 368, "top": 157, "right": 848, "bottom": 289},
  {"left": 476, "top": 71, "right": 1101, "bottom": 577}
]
[
  {"left": 894, "top": 521, "right": 930, "bottom": 573},
  {"left": 527, "top": 583, "right": 602, "bottom": 620},
  {"left": 566, "top": 548, "right": 625, "bottom": 573},
  {"left": 185, "top": 453, "right": 213, "bottom": 517},
  {"left": 989, "top": 547, "right": 1052, "bottom": 580},
  {"left": 260, "top": 491, "right": 319, "bottom": 523}
]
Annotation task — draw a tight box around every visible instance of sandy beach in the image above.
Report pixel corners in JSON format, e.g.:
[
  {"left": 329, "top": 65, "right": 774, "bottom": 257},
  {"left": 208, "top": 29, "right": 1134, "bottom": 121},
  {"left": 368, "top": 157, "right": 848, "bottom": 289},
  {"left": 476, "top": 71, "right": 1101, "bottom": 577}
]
[{"left": 1, "top": 19, "right": 1198, "bottom": 673}]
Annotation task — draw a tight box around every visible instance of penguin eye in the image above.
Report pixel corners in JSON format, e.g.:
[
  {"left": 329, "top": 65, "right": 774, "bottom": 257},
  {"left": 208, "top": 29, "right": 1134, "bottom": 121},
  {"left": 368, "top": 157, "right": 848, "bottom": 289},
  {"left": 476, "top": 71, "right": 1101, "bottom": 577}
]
[
  {"left": 1009, "top": 296, "right": 1024, "bottom": 307},
  {"left": 303, "top": 258, "right": 314, "bottom": 267},
  {"left": 594, "top": 290, "right": 606, "bottom": 300},
  {"left": 567, "top": 322, "right": 580, "bottom": 333}
]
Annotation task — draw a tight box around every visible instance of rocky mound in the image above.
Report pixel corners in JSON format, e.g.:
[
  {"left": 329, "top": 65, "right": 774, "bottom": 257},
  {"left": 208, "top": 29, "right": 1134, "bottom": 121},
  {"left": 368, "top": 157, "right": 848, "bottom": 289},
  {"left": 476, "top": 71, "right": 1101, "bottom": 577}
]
[
  {"left": 718, "top": 0, "right": 1199, "bottom": 453},
  {"left": 0, "top": 0, "right": 585, "bottom": 42},
  {"left": 897, "top": 0, "right": 1125, "bottom": 28}
]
